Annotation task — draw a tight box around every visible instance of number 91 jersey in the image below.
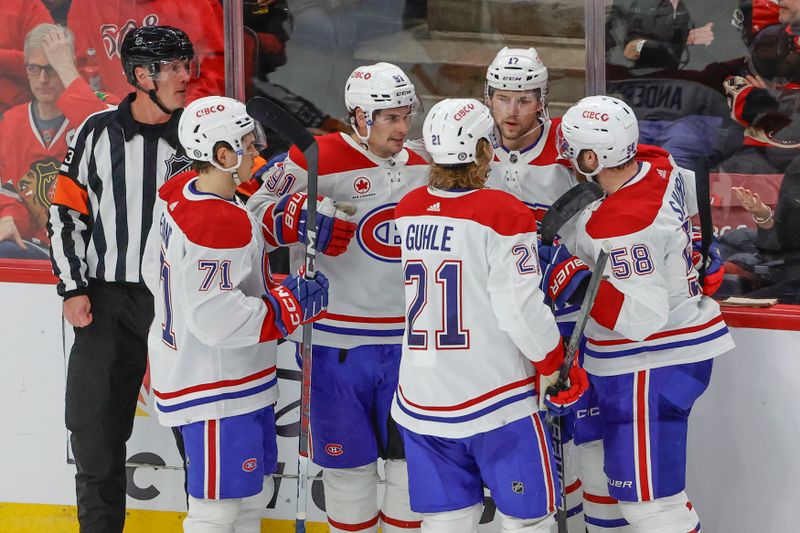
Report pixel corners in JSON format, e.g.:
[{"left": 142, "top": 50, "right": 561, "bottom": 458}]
[
  {"left": 573, "top": 146, "right": 734, "bottom": 377},
  {"left": 392, "top": 186, "right": 562, "bottom": 439}
]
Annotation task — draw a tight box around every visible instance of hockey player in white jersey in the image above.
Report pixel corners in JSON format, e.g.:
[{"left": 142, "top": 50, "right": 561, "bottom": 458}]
[
  {"left": 393, "top": 98, "right": 589, "bottom": 533},
  {"left": 247, "top": 63, "right": 429, "bottom": 533},
  {"left": 484, "top": 47, "right": 578, "bottom": 227},
  {"left": 485, "top": 46, "right": 592, "bottom": 531},
  {"left": 142, "top": 96, "right": 330, "bottom": 533},
  {"left": 557, "top": 95, "right": 735, "bottom": 533}
]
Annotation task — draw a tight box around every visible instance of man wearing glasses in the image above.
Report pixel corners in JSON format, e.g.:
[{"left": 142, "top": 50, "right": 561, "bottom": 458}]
[
  {"left": 47, "top": 25, "right": 199, "bottom": 533},
  {"left": 0, "top": 24, "right": 117, "bottom": 259}
]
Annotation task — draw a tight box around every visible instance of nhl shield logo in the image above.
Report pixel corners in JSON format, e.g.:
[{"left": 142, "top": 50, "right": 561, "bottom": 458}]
[
  {"left": 511, "top": 481, "right": 525, "bottom": 494},
  {"left": 164, "top": 153, "right": 192, "bottom": 179}
]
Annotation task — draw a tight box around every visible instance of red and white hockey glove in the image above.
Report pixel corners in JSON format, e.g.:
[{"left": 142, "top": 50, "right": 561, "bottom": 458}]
[
  {"left": 262, "top": 271, "right": 329, "bottom": 338},
  {"left": 691, "top": 229, "right": 725, "bottom": 296},
  {"left": 262, "top": 192, "right": 357, "bottom": 256},
  {"left": 542, "top": 357, "right": 589, "bottom": 417}
]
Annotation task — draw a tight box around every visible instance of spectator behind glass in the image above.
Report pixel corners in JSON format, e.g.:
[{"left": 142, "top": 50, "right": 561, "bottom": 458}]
[
  {"left": 66, "top": 0, "right": 224, "bottom": 102},
  {"left": 242, "top": 0, "right": 350, "bottom": 159},
  {"left": 605, "top": 0, "right": 733, "bottom": 171},
  {"left": 0, "top": 0, "right": 53, "bottom": 114},
  {"left": 607, "top": 0, "right": 714, "bottom": 73},
  {"left": 717, "top": 20, "right": 800, "bottom": 302},
  {"left": 0, "top": 24, "right": 118, "bottom": 260}
]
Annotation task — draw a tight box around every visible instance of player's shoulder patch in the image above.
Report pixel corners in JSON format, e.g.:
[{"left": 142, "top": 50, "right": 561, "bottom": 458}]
[
  {"left": 404, "top": 146, "right": 429, "bottom": 166},
  {"left": 158, "top": 170, "right": 197, "bottom": 201},
  {"left": 586, "top": 163, "right": 670, "bottom": 239},
  {"left": 288, "top": 132, "right": 377, "bottom": 175},
  {"left": 400, "top": 187, "right": 537, "bottom": 236},
  {"left": 395, "top": 186, "right": 431, "bottom": 219},
  {"left": 168, "top": 178, "right": 253, "bottom": 249}
]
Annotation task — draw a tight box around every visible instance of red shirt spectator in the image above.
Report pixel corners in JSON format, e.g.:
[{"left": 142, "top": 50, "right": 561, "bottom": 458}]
[
  {"left": 0, "top": 1, "right": 53, "bottom": 113},
  {"left": 0, "top": 24, "right": 119, "bottom": 244},
  {"left": 66, "top": 0, "right": 224, "bottom": 102}
]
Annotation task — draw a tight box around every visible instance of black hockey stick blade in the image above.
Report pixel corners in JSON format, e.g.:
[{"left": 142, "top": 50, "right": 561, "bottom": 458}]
[
  {"left": 246, "top": 96, "right": 315, "bottom": 152},
  {"left": 540, "top": 181, "right": 604, "bottom": 246},
  {"left": 694, "top": 156, "right": 713, "bottom": 287}
]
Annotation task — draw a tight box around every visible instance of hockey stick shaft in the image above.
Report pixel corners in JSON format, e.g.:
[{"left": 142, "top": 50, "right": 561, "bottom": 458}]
[
  {"left": 694, "top": 156, "right": 712, "bottom": 287},
  {"left": 548, "top": 242, "right": 612, "bottom": 533},
  {"left": 244, "top": 97, "right": 317, "bottom": 533}
]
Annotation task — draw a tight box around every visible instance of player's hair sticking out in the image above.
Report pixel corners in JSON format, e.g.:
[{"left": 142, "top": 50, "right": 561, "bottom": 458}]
[
  {"left": 191, "top": 141, "right": 234, "bottom": 173},
  {"left": 429, "top": 139, "right": 492, "bottom": 190}
]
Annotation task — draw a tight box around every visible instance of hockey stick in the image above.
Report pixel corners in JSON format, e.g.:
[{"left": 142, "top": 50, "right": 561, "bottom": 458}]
[
  {"left": 546, "top": 241, "right": 612, "bottom": 533},
  {"left": 540, "top": 182, "right": 604, "bottom": 246},
  {"left": 246, "top": 96, "right": 318, "bottom": 533},
  {"left": 694, "top": 156, "right": 712, "bottom": 287}
]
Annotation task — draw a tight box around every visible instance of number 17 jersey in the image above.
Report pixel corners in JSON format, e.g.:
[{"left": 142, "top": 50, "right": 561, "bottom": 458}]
[{"left": 392, "top": 186, "right": 563, "bottom": 439}]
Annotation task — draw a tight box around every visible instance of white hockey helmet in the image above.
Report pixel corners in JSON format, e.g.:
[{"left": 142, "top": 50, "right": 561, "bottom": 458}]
[
  {"left": 423, "top": 98, "right": 499, "bottom": 166},
  {"left": 179, "top": 96, "right": 265, "bottom": 175},
  {"left": 557, "top": 95, "right": 639, "bottom": 177},
  {"left": 344, "top": 62, "right": 418, "bottom": 141},
  {"left": 486, "top": 47, "right": 548, "bottom": 92}
]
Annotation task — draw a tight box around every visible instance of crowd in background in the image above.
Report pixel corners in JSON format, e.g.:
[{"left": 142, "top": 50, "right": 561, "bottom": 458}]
[{"left": 1, "top": 0, "right": 799, "bottom": 303}]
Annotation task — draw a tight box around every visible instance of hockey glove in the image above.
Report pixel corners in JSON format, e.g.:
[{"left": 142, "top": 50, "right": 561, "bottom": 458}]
[
  {"left": 263, "top": 271, "right": 329, "bottom": 337},
  {"left": 691, "top": 230, "right": 725, "bottom": 296},
  {"left": 263, "top": 192, "right": 357, "bottom": 255},
  {"left": 542, "top": 357, "right": 589, "bottom": 417},
  {"left": 539, "top": 243, "right": 591, "bottom": 308}
]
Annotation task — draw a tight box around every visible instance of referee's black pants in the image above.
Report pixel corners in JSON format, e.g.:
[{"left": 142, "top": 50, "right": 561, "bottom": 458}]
[{"left": 65, "top": 280, "right": 153, "bottom": 533}]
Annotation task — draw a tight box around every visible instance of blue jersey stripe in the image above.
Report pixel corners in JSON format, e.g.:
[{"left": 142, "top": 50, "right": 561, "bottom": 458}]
[
  {"left": 395, "top": 390, "right": 535, "bottom": 424},
  {"left": 156, "top": 377, "right": 278, "bottom": 413},
  {"left": 567, "top": 503, "right": 584, "bottom": 518},
  {"left": 584, "top": 516, "right": 630, "bottom": 528},
  {"left": 313, "top": 323, "right": 405, "bottom": 337},
  {"left": 584, "top": 327, "right": 729, "bottom": 359}
]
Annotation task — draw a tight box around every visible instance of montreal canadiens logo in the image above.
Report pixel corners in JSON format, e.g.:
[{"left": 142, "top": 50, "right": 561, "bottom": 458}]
[
  {"left": 357, "top": 203, "right": 401, "bottom": 263},
  {"left": 353, "top": 176, "right": 371, "bottom": 194},
  {"left": 242, "top": 458, "right": 258, "bottom": 472},
  {"left": 325, "top": 443, "right": 344, "bottom": 456}
]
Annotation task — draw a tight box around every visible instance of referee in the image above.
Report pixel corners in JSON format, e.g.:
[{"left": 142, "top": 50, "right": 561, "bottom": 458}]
[{"left": 47, "top": 26, "right": 199, "bottom": 533}]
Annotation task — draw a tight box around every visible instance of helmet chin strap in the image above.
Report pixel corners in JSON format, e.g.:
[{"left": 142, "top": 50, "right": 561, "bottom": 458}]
[
  {"left": 351, "top": 109, "right": 373, "bottom": 148},
  {"left": 571, "top": 157, "right": 604, "bottom": 180},
  {"left": 133, "top": 78, "right": 177, "bottom": 115},
  {"left": 209, "top": 152, "right": 244, "bottom": 186}
]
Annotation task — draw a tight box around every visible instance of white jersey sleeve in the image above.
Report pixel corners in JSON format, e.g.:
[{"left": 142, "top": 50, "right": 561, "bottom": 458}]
[{"left": 487, "top": 226, "right": 562, "bottom": 364}]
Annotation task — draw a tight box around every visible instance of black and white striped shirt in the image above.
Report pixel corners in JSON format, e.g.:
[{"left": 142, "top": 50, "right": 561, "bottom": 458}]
[{"left": 48, "top": 94, "right": 192, "bottom": 298}]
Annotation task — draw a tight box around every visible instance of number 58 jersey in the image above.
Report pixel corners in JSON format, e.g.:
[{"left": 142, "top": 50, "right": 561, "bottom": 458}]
[
  {"left": 392, "top": 186, "right": 563, "bottom": 439},
  {"left": 574, "top": 146, "right": 735, "bottom": 376}
]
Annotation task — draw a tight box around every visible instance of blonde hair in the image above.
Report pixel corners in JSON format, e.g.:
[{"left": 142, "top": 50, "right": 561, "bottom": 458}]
[
  {"left": 429, "top": 139, "right": 492, "bottom": 190},
  {"left": 24, "top": 23, "right": 75, "bottom": 62}
]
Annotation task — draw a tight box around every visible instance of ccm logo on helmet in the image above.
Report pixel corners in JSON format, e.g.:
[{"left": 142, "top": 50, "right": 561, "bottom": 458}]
[
  {"left": 195, "top": 104, "right": 226, "bottom": 117},
  {"left": 582, "top": 110, "right": 609, "bottom": 121},
  {"left": 454, "top": 103, "right": 475, "bottom": 121},
  {"left": 351, "top": 70, "right": 372, "bottom": 80},
  {"left": 357, "top": 203, "right": 401, "bottom": 263}
]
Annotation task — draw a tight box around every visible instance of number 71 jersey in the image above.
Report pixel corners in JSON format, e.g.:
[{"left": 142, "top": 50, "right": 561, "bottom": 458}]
[{"left": 392, "top": 186, "right": 562, "bottom": 439}]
